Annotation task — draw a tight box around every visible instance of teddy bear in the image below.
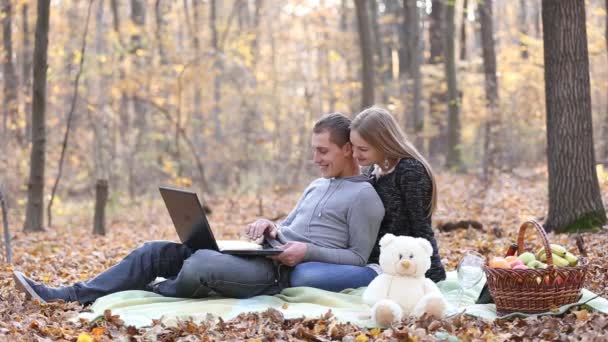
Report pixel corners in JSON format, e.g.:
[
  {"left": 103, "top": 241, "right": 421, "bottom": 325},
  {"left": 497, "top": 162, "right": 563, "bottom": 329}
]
[{"left": 362, "top": 234, "right": 447, "bottom": 327}]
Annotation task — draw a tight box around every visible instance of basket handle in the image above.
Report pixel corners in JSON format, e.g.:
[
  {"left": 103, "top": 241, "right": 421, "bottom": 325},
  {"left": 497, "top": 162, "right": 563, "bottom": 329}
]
[{"left": 516, "top": 220, "right": 554, "bottom": 267}]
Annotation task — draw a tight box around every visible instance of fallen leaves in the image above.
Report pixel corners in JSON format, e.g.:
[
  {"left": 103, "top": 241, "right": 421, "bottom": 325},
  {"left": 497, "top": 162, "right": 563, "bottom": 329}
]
[{"left": 1, "top": 172, "right": 608, "bottom": 340}]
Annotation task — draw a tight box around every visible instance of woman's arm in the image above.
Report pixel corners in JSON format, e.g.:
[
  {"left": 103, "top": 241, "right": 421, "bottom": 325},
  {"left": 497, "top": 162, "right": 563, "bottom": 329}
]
[{"left": 396, "top": 159, "right": 434, "bottom": 240}]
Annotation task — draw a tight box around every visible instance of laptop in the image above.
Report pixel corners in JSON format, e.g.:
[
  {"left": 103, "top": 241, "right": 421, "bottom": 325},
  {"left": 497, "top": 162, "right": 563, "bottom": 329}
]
[{"left": 159, "top": 186, "right": 283, "bottom": 256}]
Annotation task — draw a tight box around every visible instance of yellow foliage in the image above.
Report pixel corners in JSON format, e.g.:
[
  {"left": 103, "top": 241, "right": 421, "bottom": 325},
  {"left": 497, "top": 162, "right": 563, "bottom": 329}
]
[{"left": 76, "top": 333, "right": 93, "bottom": 342}]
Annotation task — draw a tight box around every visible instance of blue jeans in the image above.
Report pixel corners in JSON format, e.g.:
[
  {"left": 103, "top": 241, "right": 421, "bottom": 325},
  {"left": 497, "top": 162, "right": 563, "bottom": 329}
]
[
  {"left": 51, "top": 241, "right": 290, "bottom": 304},
  {"left": 290, "top": 262, "right": 378, "bottom": 292}
]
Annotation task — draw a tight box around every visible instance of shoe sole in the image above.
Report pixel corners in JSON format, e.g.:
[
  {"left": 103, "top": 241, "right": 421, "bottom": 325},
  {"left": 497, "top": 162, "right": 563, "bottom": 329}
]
[{"left": 13, "top": 271, "right": 47, "bottom": 303}]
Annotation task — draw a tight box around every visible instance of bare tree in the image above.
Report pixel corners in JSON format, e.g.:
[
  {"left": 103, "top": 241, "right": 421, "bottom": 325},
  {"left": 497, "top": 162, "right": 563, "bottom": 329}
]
[
  {"left": 542, "top": 0, "right": 606, "bottom": 232},
  {"left": 2, "top": 0, "right": 19, "bottom": 141},
  {"left": 24, "top": 0, "right": 51, "bottom": 232},
  {"left": 443, "top": 0, "right": 464, "bottom": 171},
  {"left": 22, "top": 3, "right": 32, "bottom": 142},
  {"left": 47, "top": 0, "right": 93, "bottom": 228},
  {"left": 211, "top": 0, "right": 223, "bottom": 141},
  {"left": 428, "top": 0, "right": 444, "bottom": 64},
  {"left": 127, "top": 0, "right": 147, "bottom": 199},
  {"left": 518, "top": 0, "right": 529, "bottom": 59},
  {"left": 91, "top": 0, "right": 110, "bottom": 235},
  {"left": 479, "top": 0, "right": 499, "bottom": 180},
  {"left": 603, "top": 0, "right": 608, "bottom": 165},
  {"left": 370, "top": 0, "right": 387, "bottom": 103},
  {"left": 460, "top": 0, "right": 468, "bottom": 60},
  {"left": 403, "top": 0, "right": 423, "bottom": 147},
  {"left": 0, "top": 189, "right": 12, "bottom": 263},
  {"left": 354, "top": 0, "right": 375, "bottom": 109}
]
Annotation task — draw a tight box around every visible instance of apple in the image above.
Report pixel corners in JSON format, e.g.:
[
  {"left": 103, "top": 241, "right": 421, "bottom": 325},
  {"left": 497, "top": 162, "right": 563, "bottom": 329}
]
[
  {"left": 489, "top": 257, "right": 510, "bottom": 269},
  {"left": 509, "top": 259, "right": 525, "bottom": 268},
  {"left": 518, "top": 252, "right": 536, "bottom": 264},
  {"left": 512, "top": 264, "right": 528, "bottom": 270},
  {"left": 505, "top": 256, "right": 518, "bottom": 263}
]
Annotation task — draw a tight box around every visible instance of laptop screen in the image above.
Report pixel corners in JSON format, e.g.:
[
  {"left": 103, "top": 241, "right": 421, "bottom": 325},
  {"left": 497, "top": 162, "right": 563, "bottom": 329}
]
[{"left": 159, "top": 186, "right": 220, "bottom": 251}]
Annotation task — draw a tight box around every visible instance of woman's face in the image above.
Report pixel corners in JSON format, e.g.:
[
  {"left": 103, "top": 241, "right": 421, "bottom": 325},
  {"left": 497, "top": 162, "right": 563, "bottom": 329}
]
[{"left": 350, "top": 130, "right": 383, "bottom": 167}]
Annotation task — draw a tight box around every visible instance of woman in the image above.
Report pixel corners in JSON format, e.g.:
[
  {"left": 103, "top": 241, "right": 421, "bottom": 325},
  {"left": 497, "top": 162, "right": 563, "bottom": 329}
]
[{"left": 290, "top": 106, "right": 445, "bottom": 290}]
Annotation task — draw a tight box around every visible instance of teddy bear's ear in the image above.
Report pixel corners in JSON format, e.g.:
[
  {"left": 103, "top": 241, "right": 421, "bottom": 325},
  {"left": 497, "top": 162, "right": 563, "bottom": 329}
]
[
  {"left": 379, "top": 233, "right": 396, "bottom": 247},
  {"left": 417, "top": 238, "right": 433, "bottom": 256}
]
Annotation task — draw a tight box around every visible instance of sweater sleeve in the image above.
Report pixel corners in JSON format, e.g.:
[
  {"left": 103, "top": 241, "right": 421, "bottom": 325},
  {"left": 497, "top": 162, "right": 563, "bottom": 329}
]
[
  {"left": 396, "top": 160, "right": 434, "bottom": 240},
  {"left": 304, "top": 186, "right": 385, "bottom": 266},
  {"left": 397, "top": 159, "right": 446, "bottom": 282}
]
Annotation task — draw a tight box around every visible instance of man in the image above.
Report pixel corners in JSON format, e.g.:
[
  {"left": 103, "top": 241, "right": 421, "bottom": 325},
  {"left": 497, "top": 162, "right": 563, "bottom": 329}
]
[{"left": 14, "top": 113, "right": 385, "bottom": 304}]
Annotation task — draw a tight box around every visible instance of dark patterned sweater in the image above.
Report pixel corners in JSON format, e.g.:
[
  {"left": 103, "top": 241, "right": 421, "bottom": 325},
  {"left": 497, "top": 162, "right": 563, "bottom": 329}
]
[{"left": 366, "top": 158, "right": 446, "bottom": 283}]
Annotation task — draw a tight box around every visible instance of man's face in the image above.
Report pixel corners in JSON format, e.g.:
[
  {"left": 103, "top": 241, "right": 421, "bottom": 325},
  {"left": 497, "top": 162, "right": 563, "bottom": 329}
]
[{"left": 311, "top": 131, "right": 352, "bottom": 178}]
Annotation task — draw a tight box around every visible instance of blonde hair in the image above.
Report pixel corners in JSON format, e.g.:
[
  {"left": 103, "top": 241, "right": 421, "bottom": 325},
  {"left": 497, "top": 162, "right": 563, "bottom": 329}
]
[{"left": 351, "top": 106, "right": 437, "bottom": 214}]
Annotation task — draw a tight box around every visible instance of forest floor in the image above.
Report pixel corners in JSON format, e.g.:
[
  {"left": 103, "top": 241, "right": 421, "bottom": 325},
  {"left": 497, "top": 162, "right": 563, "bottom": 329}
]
[{"left": 1, "top": 168, "right": 608, "bottom": 341}]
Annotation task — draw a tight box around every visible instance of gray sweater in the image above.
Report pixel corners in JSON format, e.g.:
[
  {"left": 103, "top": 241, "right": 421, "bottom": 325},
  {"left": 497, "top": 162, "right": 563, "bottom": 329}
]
[{"left": 276, "top": 176, "right": 385, "bottom": 266}]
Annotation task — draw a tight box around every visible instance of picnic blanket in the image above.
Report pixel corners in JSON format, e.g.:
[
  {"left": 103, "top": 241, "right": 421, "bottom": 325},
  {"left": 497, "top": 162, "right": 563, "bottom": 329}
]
[{"left": 78, "top": 271, "right": 608, "bottom": 328}]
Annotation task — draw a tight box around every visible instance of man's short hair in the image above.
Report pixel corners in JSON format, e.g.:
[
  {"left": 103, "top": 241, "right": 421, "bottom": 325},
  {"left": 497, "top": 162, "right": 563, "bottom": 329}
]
[{"left": 313, "top": 113, "right": 351, "bottom": 147}]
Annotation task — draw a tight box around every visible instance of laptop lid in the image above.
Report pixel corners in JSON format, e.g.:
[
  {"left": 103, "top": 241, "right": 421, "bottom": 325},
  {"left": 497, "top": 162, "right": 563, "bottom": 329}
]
[
  {"left": 159, "top": 186, "right": 283, "bottom": 255},
  {"left": 159, "top": 186, "right": 220, "bottom": 251}
]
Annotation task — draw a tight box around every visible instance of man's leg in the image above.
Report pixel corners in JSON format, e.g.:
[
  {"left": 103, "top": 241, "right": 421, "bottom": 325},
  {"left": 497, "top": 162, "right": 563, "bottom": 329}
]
[
  {"left": 156, "top": 249, "right": 284, "bottom": 299},
  {"left": 290, "top": 262, "right": 378, "bottom": 292},
  {"left": 14, "top": 241, "right": 192, "bottom": 304}
]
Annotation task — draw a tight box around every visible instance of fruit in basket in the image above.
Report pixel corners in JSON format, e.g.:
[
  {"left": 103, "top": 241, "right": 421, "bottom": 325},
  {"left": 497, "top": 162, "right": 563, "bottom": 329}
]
[
  {"left": 539, "top": 253, "right": 570, "bottom": 267},
  {"left": 488, "top": 257, "right": 510, "bottom": 268},
  {"left": 517, "top": 252, "right": 536, "bottom": 264},
  {"left": 536, "top": 244, "right": 568, "bottom": 260},
  {"left": 509, "top": 259, "right": 525, "bottom": 268},
  {"left": 527, "top": 260, "right": 548, "bottom": 269},
  {"left": 512, "top": 264, "right": 528, "bottom": 270},
  {"left": 505, "top": 256, "right": 518, "bottom": 263},
  {"left": 564, "top": 252, "right": 579, "bottom": 266}
]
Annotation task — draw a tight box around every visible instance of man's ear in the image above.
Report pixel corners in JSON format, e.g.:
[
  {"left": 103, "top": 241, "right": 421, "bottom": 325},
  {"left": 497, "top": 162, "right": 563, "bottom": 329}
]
[{"left": 342, "top": 142, "right": 353, "bottom": 156}]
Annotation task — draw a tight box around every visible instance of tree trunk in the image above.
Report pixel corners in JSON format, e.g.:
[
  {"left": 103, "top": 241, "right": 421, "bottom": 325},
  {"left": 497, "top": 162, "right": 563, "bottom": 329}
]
[
  {"left": 154, "top": 0, "right": 168, "bottom": 65},
  {"left": 93, "top": 179, "right": 108, "bottom": 235},
  {"left": 0, "top": 190, "right": 12, "bottom": 263},
  {"left": 429, "top": 0, "right": 444, "bottom": 63},
  {"left": 542, "top": 0, "right": 606, "bottom": 233},
  {"left": 354, "top": 0, "right": 375, "bottom": 109},
  {"left": 22, "top": 3, "right": 32, "bottom": 143},
  {"left": 2, "top": 0, "right": 19, "bottom": 141},
  {"left": 370, "top": 0, "right": 387, "bottom": 104},
  {"left": 479, "top": 0, "right": 499, "bottom": 180},
  {"left": 127, "top": 0, "right": 146, "bottom": 199},
  {"left": 404, "top": 0, "right": 423, "bottom": 146},
  {"left": 341, "top": 0, "right": 356, "bottom": 114},
  {"left": 604, "top": 0, "right": 608, "bottom": 166},
  {"left": 519, "top": 0, "right": 529, "bottom": 59},
  {"left": 459, "top": 0, "right": 468, "bottom": 61},
  {"left": 443, "top": 0, "right": 464, "bottom": 171},
  {"left": 211, "top": 0, "right": 223, "bottom": 142},
  {"left": 24, "top": 0, "right": 51, "bottom": 232},
  {"left": 428, "top": 0, "right": 445, "bottom": 163}
]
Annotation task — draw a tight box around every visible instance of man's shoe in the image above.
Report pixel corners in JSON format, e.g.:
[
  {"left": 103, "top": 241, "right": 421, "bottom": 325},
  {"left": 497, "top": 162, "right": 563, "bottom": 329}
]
[{"left": 13, "top": 271, "right": 47, "bottom": 303}]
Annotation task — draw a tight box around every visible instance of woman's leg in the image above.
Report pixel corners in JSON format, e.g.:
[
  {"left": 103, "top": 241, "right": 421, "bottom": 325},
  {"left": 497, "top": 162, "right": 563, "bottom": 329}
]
[{"left": 290, "top": 262, "right": 378, "bottom": 292}]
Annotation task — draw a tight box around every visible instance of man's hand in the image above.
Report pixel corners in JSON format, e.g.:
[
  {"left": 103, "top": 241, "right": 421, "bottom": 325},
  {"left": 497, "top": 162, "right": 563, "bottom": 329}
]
[
  {"left": 246, "top": 218, "right": 278, "bottom": 242},
  {"left": 270, "top": 241, "right": 308, "bottom": 266}
]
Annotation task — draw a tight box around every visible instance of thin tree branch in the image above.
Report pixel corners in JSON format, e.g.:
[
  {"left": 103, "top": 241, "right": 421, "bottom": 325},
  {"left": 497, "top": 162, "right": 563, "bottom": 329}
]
[
  {"left": 47, "top": 0, "right": 94, "bottom": 228},
  {"left": 0, "top": 188, "right": 11, "bottom": 264},
  {"left": 132, "top": 95, "right": 211, "bottom": 195}
]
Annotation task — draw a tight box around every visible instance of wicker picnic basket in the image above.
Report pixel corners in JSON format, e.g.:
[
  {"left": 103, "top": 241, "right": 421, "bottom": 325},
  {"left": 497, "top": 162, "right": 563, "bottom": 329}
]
[{"left": 483, "top": 220, "right": 589, "bottom": 315}]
